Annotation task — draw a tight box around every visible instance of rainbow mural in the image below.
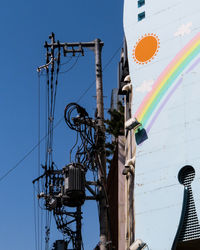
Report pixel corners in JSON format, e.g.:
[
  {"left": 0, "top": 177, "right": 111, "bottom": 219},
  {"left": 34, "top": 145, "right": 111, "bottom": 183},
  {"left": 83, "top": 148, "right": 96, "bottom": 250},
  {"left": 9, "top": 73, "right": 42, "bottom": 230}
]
[{"left": 135, "top": 32, "right": 200, "bottom": 133}]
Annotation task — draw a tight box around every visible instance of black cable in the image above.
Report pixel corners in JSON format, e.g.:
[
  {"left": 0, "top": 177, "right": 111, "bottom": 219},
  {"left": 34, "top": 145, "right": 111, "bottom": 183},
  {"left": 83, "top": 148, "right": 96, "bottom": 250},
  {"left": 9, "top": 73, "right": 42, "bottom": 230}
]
[
  {"left": 38, "top": 72, "right": 41, "bottom": 192},
  {"left": 49, "top": 62, "right": 54, "bottom": 170},
  {"left": 45, "top": 56, "right": 50, "bottom": 168},
  {"left": 64, "top": 102, "right": 99, "bottom": 171},
  {"left": 45, "top": 210, "right": 51, "bottom": 250},
  {"left": 70, "top": 132, "right": 79, "bottom": 162},
  {"left": 46, "top": 49, "right": 60, "bottom": 174},
  {"left": 76, "top": 43, "right": 123, "bottom": 103},
  {"left": 0, "top": 42, "right": 123, "bottom": 183},
  {"left": 64, "top": 101, "right": 111, "bottom": 246},
  {"left": 33, "top": 185, "right": 38, "bottom": 250},
  {"left": 41, "top": 207, "right": 43, "bottom": 250},
  {"left": 60, "top": 55, "right": 73, "bottom": 66},
  {"left": 38, "top": 72, "right": 41, "bottom": 250},
  {"left": 59, "top": 54, "right": 80, "bottom": 74},
  {"left": 52, "top": 51, "right": 60, "bottom": 119},
  {"left": 38, "top": 196, "right": 40, "bottom": 250},
  {"left": 0, "top": 117, "right": 63, "bottom": 183},
  {"left": 102, "top": 42, "right": 123, "bottom": 71}
]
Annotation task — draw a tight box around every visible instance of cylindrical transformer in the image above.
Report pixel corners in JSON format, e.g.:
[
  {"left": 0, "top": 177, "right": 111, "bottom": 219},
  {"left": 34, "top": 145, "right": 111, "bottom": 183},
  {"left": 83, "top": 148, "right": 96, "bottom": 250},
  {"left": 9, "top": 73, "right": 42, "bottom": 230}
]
[{"left": 62, "top": 163, "right": 85, "bottom": 207}]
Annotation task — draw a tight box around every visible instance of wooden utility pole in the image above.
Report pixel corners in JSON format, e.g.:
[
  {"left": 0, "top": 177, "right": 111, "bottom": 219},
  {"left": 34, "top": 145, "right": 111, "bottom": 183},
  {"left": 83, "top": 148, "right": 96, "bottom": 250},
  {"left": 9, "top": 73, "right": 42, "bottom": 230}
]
[{"left": 94, "top": 38, "right": 108, "bottom": 250}]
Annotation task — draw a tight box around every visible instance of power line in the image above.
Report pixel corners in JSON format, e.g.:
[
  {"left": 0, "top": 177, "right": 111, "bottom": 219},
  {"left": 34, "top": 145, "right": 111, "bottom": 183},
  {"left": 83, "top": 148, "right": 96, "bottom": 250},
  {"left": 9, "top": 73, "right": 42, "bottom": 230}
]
[
  {"left": 59, "top": 54, "right": 80, "bottom": 74},
  {"left": 77, "top": 43, "right": 122, "bottom": 103},
  {"left": 33, "top": 185, "right": 38, "bottom": 250},
  {"left": 0, "top": 42, "right": 123, "bottom": 183},
  {"left": 0, "top": 118, "right": 63, "bottom": 183},
  {"left": 60, "top": 55, "right": 73, "bottom": 66}
]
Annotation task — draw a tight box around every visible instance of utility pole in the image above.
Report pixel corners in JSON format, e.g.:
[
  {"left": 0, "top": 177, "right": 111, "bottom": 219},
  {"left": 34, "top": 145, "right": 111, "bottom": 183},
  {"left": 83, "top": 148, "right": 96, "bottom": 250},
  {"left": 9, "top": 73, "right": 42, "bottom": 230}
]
[
  {"left": 94, "top": 39, "right": 108, "bottom": 250},
  {"left": 37, "top": 34, "right": 109, "bottom": 249}
]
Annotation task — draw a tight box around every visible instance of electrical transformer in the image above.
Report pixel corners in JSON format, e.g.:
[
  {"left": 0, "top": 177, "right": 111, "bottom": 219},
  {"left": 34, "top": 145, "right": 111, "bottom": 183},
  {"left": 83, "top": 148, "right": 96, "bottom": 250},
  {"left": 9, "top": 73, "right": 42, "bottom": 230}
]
[{"left": 62, "top": 163, "right": 85, "bottom": 207}]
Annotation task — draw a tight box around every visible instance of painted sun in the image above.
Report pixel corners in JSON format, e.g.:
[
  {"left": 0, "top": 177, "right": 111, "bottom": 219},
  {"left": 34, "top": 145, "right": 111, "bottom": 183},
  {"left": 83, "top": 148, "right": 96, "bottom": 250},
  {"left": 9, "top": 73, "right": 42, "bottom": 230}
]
[{"left": 133, "top": 33, "right": 160, "bottom": 64}]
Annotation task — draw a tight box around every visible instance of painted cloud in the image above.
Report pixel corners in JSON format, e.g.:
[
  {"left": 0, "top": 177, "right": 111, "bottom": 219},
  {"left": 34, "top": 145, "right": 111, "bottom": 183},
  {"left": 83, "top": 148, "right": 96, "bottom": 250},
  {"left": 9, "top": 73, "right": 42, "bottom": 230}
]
[
  {"left": 174, "top": 22, "right": 192, "bottom": 37},
  {"left": 136, "top": 80, "right": 154, "bottom": 93}
]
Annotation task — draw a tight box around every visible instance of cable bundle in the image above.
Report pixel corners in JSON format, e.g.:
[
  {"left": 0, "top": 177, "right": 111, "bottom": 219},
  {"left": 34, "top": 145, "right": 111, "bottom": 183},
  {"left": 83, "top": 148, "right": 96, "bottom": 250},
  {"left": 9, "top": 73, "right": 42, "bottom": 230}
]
[{"left": 64, "top": 102, "right": 98, "bottom": 171}]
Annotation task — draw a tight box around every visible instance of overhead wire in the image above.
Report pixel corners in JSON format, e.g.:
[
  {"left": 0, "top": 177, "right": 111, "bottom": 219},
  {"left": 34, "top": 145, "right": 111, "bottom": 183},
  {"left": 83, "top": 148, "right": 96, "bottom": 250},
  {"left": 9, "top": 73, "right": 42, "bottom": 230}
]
[
  {"left": 76, "top": 42, "right": 123, "bottom": 103},
  {"left": 33, "top": 182, "right": 42, "bottom": 250},
  {"left": 70, "top": 132, "right": 79, "bottom": 162},
  {"left": 59, "top": 54, "right": 80, "bottom": 74},
  {"left": 0, "top": 42, "right": 123, "bottom": 183},
  {"left": 38, "top": 71, "right": 41, "bottom": 250},
  {"left": 60, "top": 55, "right": 73, "bottom": 66},
  {"left": 41, "top": 207, "right": 43, "bottom": 250},
  {"left": 2, "top": 38, "right": 121, "bottom": 245},
  {"left": 38, "top": 197, "right": 41, "bottom": 250},
  {"left": 44, "top": 40, "right": 76, "bottom": 247},
  {"left": 48, "top": 51, "right": 54, "bottom": 170},
  {"left": 33, "top": 185, "right": 38, "bottom": 250},
  {"left": 38, "top": 72, "right": 41, "bottom": 191},
  {"left": 45, "top": 52, "right": 50, "bottom": 169},
  {"left": 43, "top": 44, "right": 59, "bottom": 249},
  {"left": 64, "top": 101, "right": 112, "bottom": 248},
  {"left": 52, "top": 49, "right": 60, "bottom": 120},
  {"left": 45, "top": 210, "right": 51, "bottom": 250}
]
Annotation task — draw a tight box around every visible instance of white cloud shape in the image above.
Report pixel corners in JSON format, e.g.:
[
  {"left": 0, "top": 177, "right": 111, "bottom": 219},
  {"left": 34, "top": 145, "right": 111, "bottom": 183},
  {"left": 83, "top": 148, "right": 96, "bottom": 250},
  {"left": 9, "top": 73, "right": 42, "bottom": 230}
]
[
  {"left": 136, "top": 79, "right": 154, "bottom": 93},
  {"left": 174, "top": 22, "right": 192, "bottom": 37}
]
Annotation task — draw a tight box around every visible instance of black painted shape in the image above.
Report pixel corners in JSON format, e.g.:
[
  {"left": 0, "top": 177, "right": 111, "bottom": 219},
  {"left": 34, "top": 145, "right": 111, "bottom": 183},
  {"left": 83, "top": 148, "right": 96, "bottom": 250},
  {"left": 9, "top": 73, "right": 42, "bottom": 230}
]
[
  {"left": 172, "top": 188, "right": 188, "bottom": 250},
  {"left": 138, "top": 0, "right": 145, "bottom": 8},
  {"left": 135, "top": 128, "right": 148, "bottom": 145},
  {"left": 138, "top": 11, "right": 145, "bottom": 22},
  {"left": 178, "top": 166, "right": 195, "bottom": 186},
  {"left": 172, "top": 166, "right": 200, "bottom": 249}
]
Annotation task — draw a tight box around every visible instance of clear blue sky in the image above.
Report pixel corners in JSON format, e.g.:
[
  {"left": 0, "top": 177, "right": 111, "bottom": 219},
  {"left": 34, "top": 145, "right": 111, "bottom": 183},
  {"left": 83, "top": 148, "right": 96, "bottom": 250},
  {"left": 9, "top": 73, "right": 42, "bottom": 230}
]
[{"left": 0, "top": 1, "right": 124, "bottom": 250}]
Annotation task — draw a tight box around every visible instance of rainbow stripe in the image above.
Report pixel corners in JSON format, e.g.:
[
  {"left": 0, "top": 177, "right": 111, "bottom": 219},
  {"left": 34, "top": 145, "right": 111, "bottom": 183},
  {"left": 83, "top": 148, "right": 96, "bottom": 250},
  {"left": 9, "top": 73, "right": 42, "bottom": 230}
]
[{"left": 135, "top": 32, "right": 200, "bottom": 129}]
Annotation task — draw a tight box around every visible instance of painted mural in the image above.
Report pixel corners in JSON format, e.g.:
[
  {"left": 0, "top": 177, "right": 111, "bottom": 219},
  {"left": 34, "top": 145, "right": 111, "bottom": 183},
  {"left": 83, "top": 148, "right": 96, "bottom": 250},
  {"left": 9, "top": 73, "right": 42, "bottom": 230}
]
[
  {"left": 124, "top": 0, "right": 200, "bottom": 249},
  {"left": 135, "top": 32, "right": 200, "bottom": 134}
]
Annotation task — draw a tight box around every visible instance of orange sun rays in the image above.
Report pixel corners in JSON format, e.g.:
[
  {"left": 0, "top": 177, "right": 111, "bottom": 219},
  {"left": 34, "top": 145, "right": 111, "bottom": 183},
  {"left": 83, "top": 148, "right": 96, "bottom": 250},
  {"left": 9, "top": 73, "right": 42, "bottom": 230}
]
[{"left": 133, "top": 33, "right": 160, "bottom": 64}]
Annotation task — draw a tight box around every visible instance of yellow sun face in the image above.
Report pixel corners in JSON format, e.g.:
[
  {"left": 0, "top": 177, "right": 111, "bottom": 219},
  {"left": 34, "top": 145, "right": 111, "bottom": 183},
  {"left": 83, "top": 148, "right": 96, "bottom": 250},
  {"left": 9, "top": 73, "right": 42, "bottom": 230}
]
[{"left": 133, "top": 33, "right": 160, "bottom": 64}]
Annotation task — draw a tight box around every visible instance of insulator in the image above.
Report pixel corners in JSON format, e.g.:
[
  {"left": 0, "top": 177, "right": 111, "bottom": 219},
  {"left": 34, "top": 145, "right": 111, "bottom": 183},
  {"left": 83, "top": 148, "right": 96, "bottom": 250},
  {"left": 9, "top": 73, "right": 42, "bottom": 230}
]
[
  {"left": 48, "top": 197, "right": 57, "bottom": 210},
  {"left": 62, "top": 163, "right": 85, "bottom": 207},
  {"left": 46, "top": 196, "right": 62, "bottom": 211}
]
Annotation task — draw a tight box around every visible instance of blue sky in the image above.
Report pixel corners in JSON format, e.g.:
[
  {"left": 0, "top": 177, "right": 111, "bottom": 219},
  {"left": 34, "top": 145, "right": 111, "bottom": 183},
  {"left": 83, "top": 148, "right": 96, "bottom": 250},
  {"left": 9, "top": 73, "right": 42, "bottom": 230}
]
[{"left": 0, "top": 1, "right": 124, "bottom": 249}]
